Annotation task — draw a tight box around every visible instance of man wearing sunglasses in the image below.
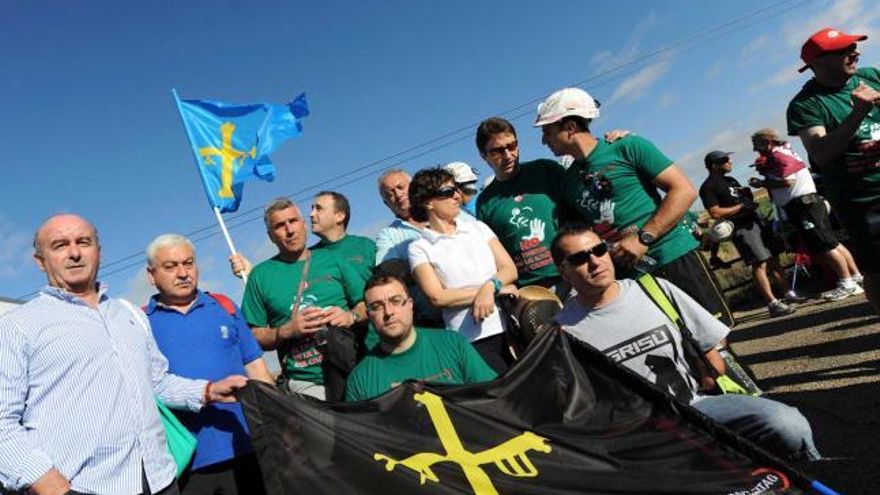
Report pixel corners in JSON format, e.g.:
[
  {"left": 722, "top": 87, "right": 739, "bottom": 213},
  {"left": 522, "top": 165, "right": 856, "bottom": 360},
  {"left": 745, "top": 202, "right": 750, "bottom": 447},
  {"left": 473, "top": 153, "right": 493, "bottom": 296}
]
[
  {"left": 699, "top": 150, "right": 801, "bottom": 317},
  {"left": 345, "top": 273, "right": 496, "bottom": 402},
  {"left": 788, "top": 27, "right": 880, "bottom": 313},
  {"left": 550, "top": 223, "right": 820, "bottom": 462},
  {"left": 536, "top": 87, "right": 733, "bottom": 326},
  {"left": 475, "top": 117, "right": 568, "bottom": 291}
]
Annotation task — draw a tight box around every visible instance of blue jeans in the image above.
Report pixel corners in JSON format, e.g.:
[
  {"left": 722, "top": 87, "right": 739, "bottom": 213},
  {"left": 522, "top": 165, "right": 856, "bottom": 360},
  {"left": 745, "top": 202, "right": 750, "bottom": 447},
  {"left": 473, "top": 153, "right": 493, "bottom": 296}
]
[{"left": 692, "top": 394, "right": 821, "bottom": 461}]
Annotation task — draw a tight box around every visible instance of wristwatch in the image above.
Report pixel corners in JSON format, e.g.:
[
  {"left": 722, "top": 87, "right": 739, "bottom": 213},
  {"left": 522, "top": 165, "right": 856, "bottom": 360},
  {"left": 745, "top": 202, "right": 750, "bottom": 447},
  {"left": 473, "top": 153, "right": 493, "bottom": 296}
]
[{"left": 637, "top": 229, "right": 657, "bottom": 246}]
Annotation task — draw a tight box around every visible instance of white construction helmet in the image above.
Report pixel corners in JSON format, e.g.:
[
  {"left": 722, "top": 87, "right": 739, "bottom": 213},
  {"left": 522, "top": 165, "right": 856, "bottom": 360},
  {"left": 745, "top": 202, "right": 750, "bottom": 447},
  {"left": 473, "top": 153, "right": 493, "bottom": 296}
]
[{"left": 534, "top": 87, "right": 600, "bottom": 126}]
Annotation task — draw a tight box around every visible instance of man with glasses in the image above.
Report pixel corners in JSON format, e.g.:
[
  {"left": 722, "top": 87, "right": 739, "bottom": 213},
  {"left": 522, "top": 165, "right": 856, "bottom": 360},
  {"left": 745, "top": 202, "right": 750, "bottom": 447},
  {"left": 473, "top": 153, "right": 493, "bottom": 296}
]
[
  {"left": 344, "top": 273, "right": 496, "bottom": 401},
  {"left": 536, "top": 87, "right": 734, "bottom": 326},
  {"left": 699, "top": 151, "right": 800, "bottom": 317},
  {"left": 550, "top": 223, "right": 820, "bottom": 462},
  {"left": 475, "top": 117, "right": 568, "bottom": 291},
  {"left": 788, "top": 27, "right": 880, "bottom": 313}
]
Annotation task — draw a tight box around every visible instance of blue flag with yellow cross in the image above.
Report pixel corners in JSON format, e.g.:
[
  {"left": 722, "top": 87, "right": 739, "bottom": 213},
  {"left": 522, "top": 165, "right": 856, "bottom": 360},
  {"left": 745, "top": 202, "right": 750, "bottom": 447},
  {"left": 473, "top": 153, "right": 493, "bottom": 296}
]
[{"left": 175, "top": 91, "right": 309, "bottom": 213}]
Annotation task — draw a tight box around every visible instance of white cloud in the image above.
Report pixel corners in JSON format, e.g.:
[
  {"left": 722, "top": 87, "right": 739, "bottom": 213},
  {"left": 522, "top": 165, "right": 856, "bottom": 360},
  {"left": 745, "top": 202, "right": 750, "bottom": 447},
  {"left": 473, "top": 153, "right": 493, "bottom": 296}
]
[
  {"left": 121, "top": 268, "right": 154, "bottom": 306},
  {"left": 590, "top": 13, "right": 661, "bottom": 75},
  {"left": 0, "top": 216, "right": 36, "bottom": 280},
  {"left": 658, "top": 92, "right": 680, "bottom": 109},
  {"left": 704, "top": 61, "right": 724, "bottom": 81},
  {"left": 748, "top": 62, "right": 804, "bottom": 92},
  {"left": 606, "top": 59, "right": 672, "bottom": 106},
  {"left": 738, "top": 34, "right": 769, "bottom": 65}
]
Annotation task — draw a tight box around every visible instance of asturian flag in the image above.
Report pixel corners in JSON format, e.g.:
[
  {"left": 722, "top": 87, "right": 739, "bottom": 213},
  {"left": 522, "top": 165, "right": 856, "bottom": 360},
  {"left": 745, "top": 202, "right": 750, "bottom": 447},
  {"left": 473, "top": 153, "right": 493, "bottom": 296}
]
[{"left": 175, "top": 92, "right": 309, "bottom": 213}]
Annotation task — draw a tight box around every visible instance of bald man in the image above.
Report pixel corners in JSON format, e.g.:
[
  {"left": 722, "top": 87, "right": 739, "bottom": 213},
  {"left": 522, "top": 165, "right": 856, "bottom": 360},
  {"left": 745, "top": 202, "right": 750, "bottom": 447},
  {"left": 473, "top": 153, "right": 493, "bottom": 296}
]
[{"left": 0, "top": 214, "right": 246, "bottom": 495}]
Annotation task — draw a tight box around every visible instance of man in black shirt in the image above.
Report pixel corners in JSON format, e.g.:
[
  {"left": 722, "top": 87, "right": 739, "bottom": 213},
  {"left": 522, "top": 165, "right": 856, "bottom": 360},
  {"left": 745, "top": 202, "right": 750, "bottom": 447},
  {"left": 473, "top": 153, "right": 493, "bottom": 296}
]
[{"left": 699, "top": 151, "right": 800, "bottom": 317}]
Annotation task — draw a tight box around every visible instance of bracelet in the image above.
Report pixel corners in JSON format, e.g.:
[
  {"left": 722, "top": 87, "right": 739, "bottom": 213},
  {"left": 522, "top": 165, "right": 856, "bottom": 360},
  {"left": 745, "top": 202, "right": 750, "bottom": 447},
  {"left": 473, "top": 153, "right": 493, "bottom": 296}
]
[
  {"left": 490, "top": 276, "right": 502, "bottom": 295},
  {"left": 203, "top": 381, "right": 213, "bottom": 404}
]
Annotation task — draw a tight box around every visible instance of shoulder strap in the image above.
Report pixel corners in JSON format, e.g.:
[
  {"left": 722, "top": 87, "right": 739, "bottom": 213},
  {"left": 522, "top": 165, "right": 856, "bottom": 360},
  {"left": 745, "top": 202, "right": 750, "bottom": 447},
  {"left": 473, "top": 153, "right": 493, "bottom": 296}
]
[
  {"left": 635, "top": 274, "right": 720, "bottom": 381},
  {"left": 207, "top": 292, "right": 236, "bottom": 316},
  {"left": 636, "top": 273, "right": 683, "bottom": 329}
]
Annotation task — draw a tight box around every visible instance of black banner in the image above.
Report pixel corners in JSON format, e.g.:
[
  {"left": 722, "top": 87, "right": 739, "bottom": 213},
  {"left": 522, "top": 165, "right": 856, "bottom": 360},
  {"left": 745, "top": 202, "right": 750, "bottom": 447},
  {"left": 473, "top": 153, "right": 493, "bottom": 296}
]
[{"left": 241, "top": 328, "right": 814, "bottom": 494}]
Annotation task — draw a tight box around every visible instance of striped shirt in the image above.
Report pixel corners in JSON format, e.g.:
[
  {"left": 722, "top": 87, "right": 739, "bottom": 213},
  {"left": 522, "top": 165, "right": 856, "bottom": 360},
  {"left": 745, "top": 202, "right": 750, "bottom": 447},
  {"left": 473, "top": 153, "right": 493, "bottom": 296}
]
[{"left": 0, "top": 284, "right": 208, "bottom": 494}]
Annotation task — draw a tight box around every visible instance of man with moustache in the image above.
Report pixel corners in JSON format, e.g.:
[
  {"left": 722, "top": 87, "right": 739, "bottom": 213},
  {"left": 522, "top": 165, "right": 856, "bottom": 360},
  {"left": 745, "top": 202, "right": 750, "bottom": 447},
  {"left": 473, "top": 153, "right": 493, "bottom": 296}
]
[
  {"left": 144, "top": 234, "right": 273, "bottom": 495},
  {"left": 0, "top": 214, "right": 246, "bottom": 495}
]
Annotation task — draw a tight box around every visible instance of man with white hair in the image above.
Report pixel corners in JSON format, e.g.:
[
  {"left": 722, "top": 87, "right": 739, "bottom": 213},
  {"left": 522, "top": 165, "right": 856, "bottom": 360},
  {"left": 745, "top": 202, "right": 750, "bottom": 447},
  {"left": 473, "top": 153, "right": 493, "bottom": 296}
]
[
  {"left": 144, "top": 233, "right": 273, "bottom": 494},
  {"left": 374, "top": 169, "right": 444, "bottom": 327},
  {"left": 536, "top": 87, "right": 733, "bottom": 326},
  {"left": 0, "top": 214, "right": 246, "bottom": 495}
]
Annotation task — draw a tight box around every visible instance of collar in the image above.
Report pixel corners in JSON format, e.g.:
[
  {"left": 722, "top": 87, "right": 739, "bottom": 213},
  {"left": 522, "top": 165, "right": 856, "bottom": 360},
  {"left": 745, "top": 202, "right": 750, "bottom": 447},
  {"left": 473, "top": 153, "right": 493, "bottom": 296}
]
[
  {"left": 145, "top": 289, "right": 207, "bottom": 315},
  {"left": 420, "top": 218, "right": 476, "bottom": 244},
  {"left": 39, "top": 282, "right": 109, "bottom": 306},
  {"left": 389, "top": 218, "right": 423, "bottom": 232}
]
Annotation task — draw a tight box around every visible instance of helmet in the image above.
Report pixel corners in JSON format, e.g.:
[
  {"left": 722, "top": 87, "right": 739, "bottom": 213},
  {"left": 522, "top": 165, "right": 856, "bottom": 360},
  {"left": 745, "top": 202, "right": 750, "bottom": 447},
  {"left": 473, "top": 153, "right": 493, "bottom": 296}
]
[{"left": 709, "top": 220, "right": 734, "bottom": 242}]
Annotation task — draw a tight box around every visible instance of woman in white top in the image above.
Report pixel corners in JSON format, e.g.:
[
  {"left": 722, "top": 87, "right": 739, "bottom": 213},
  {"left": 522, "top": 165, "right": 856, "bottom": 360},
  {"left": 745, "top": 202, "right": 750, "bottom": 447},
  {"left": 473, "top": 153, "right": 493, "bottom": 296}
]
[{"left": 407, "top": 167, "right": 518, "bottom": 372}]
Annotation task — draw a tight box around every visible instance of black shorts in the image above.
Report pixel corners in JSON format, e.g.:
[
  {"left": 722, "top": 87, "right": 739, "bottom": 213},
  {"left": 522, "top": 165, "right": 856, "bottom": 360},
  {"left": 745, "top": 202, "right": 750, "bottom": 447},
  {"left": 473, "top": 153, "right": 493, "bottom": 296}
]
[
  {"left": 655, "top": 250, "right": 735, "bottom": 327},
  {"left": 731, "top": 222, "right": 774, "bottom": 266},
  {"left": 784, "top": 193, "right": 839, "bottom": 255},
  {"left": 834, "top": 199, "right": 880, "bottom": 274}
]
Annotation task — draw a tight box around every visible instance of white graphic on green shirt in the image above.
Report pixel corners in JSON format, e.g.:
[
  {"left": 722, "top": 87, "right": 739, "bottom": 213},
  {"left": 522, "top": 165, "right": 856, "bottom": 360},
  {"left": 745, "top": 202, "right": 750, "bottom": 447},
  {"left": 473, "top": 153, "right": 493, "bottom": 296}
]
[{"left": 508, "top": 206, "right": 553, "bottom": 274}]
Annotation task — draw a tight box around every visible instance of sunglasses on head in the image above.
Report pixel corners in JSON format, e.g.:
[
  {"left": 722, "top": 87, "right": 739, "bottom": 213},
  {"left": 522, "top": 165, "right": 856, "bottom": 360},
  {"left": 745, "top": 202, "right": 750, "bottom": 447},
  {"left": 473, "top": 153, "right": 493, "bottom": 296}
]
[
  {"left": 435, "top": 185, "right": 458, "bottom": 199},
  {"left": 563, "top": 242, "right": 609, "bottom": 267}
]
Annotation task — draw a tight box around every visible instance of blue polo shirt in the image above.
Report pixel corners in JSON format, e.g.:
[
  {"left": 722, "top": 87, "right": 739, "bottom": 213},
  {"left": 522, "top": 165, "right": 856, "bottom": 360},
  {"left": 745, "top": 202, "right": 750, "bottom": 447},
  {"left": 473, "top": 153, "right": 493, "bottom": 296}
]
[{"left": 146, "top": 290, "right": 263, "bottom": 470}]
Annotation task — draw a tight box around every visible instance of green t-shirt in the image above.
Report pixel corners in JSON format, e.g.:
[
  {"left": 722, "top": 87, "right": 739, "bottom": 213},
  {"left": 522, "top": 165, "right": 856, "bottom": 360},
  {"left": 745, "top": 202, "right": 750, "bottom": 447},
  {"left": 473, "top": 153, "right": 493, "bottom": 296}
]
[
  {"left": 560, "top": 136, "right": 699, "bottom": 267},
  {"left": 311, "top": 234, "right": 377, "bottom": 282},
  {"left": 787, "top": 67, "right": 880, "bottom": 206},
  {"left": 477, "top": 159, "right": 565, "bottom": 286},
  {"left": 344, "top": 328, "right": 497, "bottom": 402},
  {"left": 241, "top": 250, "right": 366, "bottom": 384}
]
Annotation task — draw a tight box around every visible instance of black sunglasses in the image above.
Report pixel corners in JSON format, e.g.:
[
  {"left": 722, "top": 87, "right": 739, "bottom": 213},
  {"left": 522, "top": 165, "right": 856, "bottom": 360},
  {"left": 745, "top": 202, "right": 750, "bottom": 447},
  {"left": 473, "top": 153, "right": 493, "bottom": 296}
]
[
  {"left": 485, "top": 141, "right": 518, "bottom": 156},
  {"left": 563, "top": 242, "right": 609, "bottom": 267},
  {"left": 435, "top": 185, "right": 458, "bottom": 199}
]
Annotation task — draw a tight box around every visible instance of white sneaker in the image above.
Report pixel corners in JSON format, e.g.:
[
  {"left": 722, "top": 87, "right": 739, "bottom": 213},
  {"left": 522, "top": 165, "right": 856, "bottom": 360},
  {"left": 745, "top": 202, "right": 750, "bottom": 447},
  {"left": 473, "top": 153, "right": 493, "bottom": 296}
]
[
  {"left": 768, "top": 300, "right": 796, "bottom": 317},
  {"left": 853, "top": 274, "right": 865, "bottom": 286},
  {"left": 784, "top": 291, "right": 807, "bottom": 303},
  {"left": 822, "top": 285, "right": 859, "bottom": 301}
]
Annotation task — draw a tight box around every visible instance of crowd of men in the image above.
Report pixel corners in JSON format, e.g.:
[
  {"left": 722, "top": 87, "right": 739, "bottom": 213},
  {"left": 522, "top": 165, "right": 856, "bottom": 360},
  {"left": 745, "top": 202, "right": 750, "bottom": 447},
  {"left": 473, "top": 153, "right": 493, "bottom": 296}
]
[{"left": 2, "top": 25, "right": 878, "bottom": 495}]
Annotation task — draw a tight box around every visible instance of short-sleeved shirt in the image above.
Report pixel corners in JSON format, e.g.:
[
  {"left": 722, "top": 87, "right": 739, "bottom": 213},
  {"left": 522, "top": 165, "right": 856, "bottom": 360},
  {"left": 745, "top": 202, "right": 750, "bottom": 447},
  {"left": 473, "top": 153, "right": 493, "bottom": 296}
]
[
  {"left": 698, "top": 175, "right": 757, "bottom": 229},
  {"left": 146, "top": 291, "right": 262, "bottom": 470},
  {"left": 241, "top": 250, "right": 365, "bottom": 384},
  {"left": 477, "top": 159, "right": 565, "bottom": 286},
  {"left": 345, "top": 328, "right": 497, "bottom": 401},
  {"left": 560, "top": 136, "right": 699, "bottom": 266},
  {"left": 408, "top": 219, "right": 506, "bottom": 342},
  {"left": 311, "top": 234, "right": 376, "bottom": 283},
  {"left": 787, "top": 67, "right": 880, "bottom": 206},
  {"left": 555, "top": 278, "right": 729, "bottom": 405}
]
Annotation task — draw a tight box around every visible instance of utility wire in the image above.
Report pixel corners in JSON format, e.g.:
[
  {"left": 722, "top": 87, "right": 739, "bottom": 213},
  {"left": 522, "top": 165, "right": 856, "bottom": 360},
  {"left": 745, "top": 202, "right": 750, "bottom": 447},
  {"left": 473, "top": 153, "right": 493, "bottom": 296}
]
[{"left": 16, "top": 0, "right": 821, "bottom": 299}]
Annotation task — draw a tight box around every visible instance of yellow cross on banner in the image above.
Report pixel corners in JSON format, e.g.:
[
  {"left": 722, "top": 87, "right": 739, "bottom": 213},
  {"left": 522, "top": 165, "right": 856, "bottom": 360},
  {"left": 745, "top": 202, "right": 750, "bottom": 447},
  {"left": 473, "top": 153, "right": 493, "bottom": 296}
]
[
  {"left": 199, "top": 122, "right": 257, "bottom": 198},
  {"left": 374, "top": 391, "right": 552, "bottom": 495}
]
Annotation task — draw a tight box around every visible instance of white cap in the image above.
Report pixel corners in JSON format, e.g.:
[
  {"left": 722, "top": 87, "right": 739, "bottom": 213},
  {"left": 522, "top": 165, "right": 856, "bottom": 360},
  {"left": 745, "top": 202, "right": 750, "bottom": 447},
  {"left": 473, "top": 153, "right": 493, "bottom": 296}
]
[
  {"left": 444, "top": 161, "right": 479, "bottom": 184},
  {"left": 534, "top": 87, "right": 600, "bottom": 127}
]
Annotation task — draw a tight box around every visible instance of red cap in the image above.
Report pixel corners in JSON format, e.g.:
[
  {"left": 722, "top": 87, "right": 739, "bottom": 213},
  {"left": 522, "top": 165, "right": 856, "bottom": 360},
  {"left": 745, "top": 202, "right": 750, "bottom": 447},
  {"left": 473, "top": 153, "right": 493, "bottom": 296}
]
[{"left": 799, "top": 27, "right": 867, "bottom": 72}]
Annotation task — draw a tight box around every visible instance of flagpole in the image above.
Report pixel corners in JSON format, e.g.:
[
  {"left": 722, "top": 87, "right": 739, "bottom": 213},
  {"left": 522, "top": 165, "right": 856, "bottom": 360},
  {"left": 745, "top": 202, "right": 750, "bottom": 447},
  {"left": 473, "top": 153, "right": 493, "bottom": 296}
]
[{"left": 171, "top": 88, "right": 248, "bottom": 285}]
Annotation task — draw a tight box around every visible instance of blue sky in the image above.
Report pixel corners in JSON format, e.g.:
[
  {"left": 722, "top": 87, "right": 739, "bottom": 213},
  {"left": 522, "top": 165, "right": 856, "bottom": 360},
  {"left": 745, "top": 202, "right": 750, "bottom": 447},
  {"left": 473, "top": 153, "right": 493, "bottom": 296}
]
[{"left": 2, "top": 0, "right": 879, "bottom": 305}]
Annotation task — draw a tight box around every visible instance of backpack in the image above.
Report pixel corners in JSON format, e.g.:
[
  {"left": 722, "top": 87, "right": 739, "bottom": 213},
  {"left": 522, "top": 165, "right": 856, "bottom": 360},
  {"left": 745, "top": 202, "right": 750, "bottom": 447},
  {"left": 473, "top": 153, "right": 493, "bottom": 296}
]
[{"left": 635, "top": 274, "right": 759, "bottom": 396}]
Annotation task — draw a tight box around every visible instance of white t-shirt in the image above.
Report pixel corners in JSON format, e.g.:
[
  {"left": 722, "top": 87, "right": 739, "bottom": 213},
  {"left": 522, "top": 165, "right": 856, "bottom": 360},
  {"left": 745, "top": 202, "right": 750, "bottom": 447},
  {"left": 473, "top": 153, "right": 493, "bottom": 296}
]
[
  {"left": 408, "top": 219, "right": 505, "bottom": 342},
  {"left": 769, "top": 167, "right": 817, "bottom": 207}
]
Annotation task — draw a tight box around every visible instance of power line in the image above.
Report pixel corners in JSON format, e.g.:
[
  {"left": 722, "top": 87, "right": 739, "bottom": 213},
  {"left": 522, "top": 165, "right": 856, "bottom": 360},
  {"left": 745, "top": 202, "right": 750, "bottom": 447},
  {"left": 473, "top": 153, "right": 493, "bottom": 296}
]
[{"left": 16, "top": 0, "right": 820, "bottom": 300}]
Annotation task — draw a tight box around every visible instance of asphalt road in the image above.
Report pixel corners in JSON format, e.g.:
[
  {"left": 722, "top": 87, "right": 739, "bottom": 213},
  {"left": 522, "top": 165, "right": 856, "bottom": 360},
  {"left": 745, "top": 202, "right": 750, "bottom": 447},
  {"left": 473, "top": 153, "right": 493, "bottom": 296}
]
[{"left": 727, "top": 293, "right": 880, "bottom": 495}]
